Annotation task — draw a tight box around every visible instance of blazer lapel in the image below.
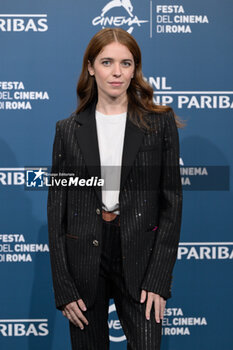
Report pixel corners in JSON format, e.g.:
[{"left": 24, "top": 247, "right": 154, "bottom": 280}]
[
  {"left": 74, "top": 101, "right": 145, "bottom": 205},
  {"left": 120, "top": 116, "right": 145, "bottom": 191},
  {"left": 74, "top": 101, "right": 102, "bottom": 205}
]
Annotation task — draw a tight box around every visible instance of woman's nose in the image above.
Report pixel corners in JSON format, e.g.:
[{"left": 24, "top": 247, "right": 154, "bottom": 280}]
[{"left": 112, "top": 63, "right": 122, "bottom": 76}]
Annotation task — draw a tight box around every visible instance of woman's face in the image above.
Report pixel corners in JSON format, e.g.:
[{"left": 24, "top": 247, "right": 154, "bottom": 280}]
[{"left": 88, "top": 42, "right": 135, "bottom": 100}]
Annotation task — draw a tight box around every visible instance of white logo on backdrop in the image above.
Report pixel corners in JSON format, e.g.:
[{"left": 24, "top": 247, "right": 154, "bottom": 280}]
[
  {"left": 101, "top": 0, "right": 133, "bottom": 17},
  {"left": 162, "top": 307, "right": 207, "bottom": 336},
  {"left": 0, "top": 234, "right": 49, "bottom": 263},
  {"left": 0, "top": 319, "right": 49, "bottom": 336},
  {"left": 92, "top": 0, "right": 148, "bottom": 33},
  {"left": 145, "top": 76, "right": 233, "bottom": 109},
  {"left": 108, "top": 303, "right": 208, "bottom": 339},
  {"left": 0, "top": 14, "right": 48, "bottom": 32},
  {"left": 0, "top": 81, "right": 49, "bottom": 110},
  {"left": 178, "top": 242, "right": 233, "bottom": 260},
  {"left": 0, "top": 168, "right": 47, "bottom": 186},
  {"left": 108, "top": 303, "right": 126, "bottom": 342}
]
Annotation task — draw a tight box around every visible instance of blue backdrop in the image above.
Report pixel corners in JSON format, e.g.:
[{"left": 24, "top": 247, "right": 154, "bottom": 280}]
[{"left": 0, "top": 0, "right": 232, "bottom": 349}]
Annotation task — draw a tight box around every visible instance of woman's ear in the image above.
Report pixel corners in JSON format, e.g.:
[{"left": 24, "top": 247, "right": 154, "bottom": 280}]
[{"left": 88, "top": 60, "right": 94, "bottom": 76}]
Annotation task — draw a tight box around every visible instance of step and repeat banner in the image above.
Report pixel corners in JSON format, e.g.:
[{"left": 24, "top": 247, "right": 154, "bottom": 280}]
[{"left": 0, "top": 0, "right": 232, "bottom": 349}]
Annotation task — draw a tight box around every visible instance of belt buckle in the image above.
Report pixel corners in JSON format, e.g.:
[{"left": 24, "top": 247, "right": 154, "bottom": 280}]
[{"left": 102, "top": 210, "right": 120, "bottom": 226}]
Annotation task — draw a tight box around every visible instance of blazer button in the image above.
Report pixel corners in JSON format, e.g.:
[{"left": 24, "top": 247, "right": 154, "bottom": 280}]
[
  {"left": 96, "top": 208, "right": 101, "bottom": 215},
  {"left": 93, "top": 239, "right": 99, "bottom": 246}
]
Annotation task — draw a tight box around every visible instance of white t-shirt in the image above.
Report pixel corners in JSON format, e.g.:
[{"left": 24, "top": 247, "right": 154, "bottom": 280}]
[{"left": 95, "top": 109, "right": 127, "bottom": 214}]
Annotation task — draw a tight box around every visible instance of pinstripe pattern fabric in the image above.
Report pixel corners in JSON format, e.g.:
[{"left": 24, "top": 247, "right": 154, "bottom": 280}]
[
  {"left": 47, "top": 101, "right": 183, "bottom": 313},
  {"left": 69, "top": 216, "right": 162, "bottom": 350}
]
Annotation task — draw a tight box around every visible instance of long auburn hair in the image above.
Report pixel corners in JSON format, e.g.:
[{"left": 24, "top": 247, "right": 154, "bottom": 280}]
[{"left": 75, "top": 28, "right": 185, "bottom": 130}]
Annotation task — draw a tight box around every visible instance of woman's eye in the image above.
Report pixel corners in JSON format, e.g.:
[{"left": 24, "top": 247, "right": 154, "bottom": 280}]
[
  {"left": 102, "top": 61, "right": 111, "bottom": 66},
  {"left": 101, "top": 61, "right": 131, "bottom": 67},
  {"left": 122, "top": 62, "right": 131, "bottom": 67}
]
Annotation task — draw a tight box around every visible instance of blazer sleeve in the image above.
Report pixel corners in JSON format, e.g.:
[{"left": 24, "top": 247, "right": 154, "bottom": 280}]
[
  {"left": 47, "top": 121, "right": 81, "bottom": 310},
  {"left": 141, "top": 109, "right": 183, "bottom": 300}
]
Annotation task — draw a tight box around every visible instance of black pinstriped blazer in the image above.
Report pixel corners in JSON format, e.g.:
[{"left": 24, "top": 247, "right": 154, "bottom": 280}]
[{"left": 47, "top": 101, "right": 183, "bottom": 311}]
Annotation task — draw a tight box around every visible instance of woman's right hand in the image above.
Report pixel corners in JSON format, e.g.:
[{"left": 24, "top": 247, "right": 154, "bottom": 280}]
[{"left": 62, "top": 299, "right": 89, "bottom": 330}]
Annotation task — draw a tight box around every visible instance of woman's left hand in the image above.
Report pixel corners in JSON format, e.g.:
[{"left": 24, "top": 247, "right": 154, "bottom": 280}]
[{"left": 140, "top": 289, "right": 166, "bottom": 323}]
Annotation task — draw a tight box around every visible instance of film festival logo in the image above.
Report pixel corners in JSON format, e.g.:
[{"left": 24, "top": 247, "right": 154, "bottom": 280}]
[{"left": 92, "top": 0, "right": 148, "bottom": 33}]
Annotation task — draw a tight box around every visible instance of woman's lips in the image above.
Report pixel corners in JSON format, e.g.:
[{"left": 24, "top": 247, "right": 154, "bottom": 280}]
[{"left": 109, "top": 82, "right": 123, "bottom": 87}]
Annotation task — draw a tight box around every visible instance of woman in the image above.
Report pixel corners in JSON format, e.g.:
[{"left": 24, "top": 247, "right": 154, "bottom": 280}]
[{"left": 47, "top": 27, "right": 184, "bottom": 350}]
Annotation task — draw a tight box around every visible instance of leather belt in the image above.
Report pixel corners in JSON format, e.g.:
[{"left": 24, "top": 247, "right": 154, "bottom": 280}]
[{"left": 102, "top": 209, "right": 120, "bottom": 226}]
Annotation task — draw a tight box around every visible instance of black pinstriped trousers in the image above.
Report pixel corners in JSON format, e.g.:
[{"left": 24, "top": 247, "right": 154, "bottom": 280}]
[{"left": 69, "top": 216, "right": 162, "bottom": 350}]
